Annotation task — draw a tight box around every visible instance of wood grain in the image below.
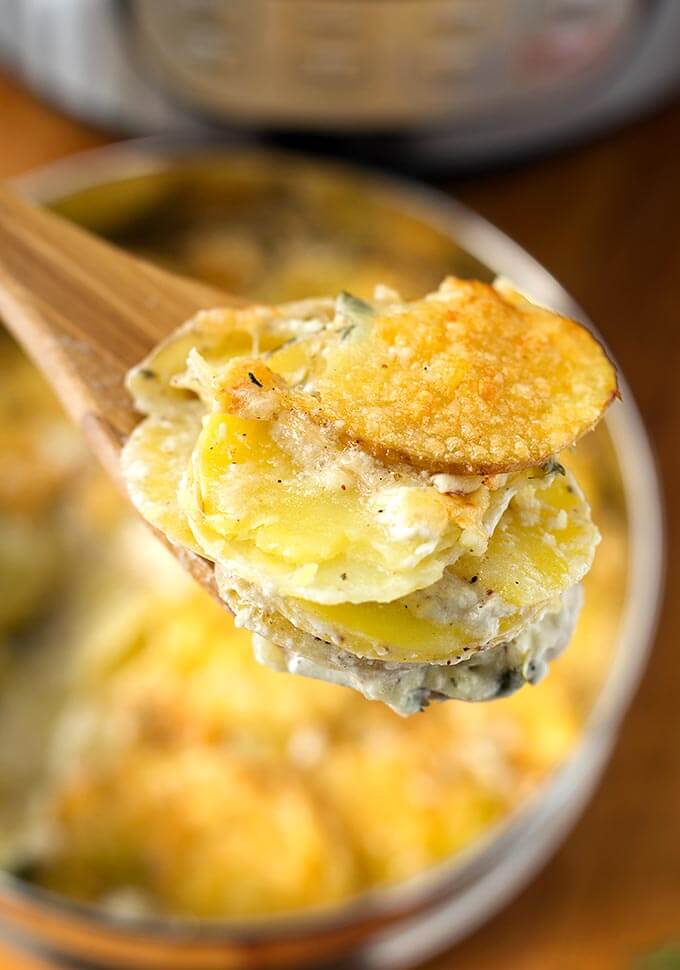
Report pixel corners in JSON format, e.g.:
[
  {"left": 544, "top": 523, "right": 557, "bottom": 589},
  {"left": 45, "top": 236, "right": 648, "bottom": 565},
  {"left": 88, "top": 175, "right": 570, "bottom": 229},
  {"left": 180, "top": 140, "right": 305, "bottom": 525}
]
[
  {"left": 0, "top": 180, "right": 238, "bottom": 603},
  {"left": 0, "top": 69, "right": 677, "bottom": 970},
  {"left": 0, "top": 184, "right": 231, "bottom": 475}
]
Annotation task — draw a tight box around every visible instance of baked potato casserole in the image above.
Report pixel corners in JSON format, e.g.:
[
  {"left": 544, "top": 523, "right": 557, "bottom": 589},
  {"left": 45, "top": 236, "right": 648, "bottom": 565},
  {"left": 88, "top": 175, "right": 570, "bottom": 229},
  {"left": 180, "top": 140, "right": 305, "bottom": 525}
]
[
  {"left": 0, "top": 159, "right": 626, "bottom": 918},
  {"left": 0, "top": 320, "right": 624, "bottom": 919}
]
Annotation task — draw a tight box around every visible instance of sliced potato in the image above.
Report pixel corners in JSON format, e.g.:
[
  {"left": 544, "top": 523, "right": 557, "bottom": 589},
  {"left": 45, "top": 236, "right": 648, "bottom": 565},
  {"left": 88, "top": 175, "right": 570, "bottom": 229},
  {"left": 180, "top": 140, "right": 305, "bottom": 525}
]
[
  {"left": 310, "top": 278, "right": 617, "bottom": 474},
  {"left": 126, "top": 297, "right": 335, "bottom": 416},
  {"left": 123, "top": 362, "right": 528, "bottom": 609},
  {"left": 217, "top": 470, "right": 598, "bottom": 663},
  {"left": 177, "top": 358, "right": 524, "bottom": 605},
  {"left": 122, "top": 410, "right": 202, "bottom": 552}
]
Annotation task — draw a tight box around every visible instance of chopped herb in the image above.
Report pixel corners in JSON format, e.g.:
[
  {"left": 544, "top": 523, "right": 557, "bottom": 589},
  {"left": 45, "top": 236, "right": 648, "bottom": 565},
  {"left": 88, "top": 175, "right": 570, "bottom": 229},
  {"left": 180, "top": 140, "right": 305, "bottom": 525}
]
[
  {"left": 340, "top": 572, "right": 347, "bottom": 581},
  {"left": 486, "top": 589, "right": 494, "bottom": 596},
  {"left": 336, "top": 291, "right": 375, "bottom": 329},
  {"left": 248, "top": 371, "right": 263, "bottom": 387},
  {"left": 139, "top": 368, "right": 156, "bottom": 380},
  {"left": 541, "top": 458, "right": 566, "bottom": 477},
  {"left": 496, "top": 670, "right": 516, "bottom": 697}
]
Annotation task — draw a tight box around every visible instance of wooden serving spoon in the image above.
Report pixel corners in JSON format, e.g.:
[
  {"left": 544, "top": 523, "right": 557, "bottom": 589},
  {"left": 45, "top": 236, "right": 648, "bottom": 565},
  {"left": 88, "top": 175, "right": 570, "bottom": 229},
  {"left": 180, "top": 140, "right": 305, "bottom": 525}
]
[{"left": 0, "top": 183, "right": 238, "bottom": 591}]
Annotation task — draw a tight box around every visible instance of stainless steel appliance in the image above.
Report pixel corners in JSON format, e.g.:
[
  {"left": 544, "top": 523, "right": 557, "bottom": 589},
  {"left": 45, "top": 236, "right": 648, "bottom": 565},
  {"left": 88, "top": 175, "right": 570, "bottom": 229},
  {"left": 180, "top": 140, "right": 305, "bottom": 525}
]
[{"left": 0, "top": 1, "right": 679, "bottom": 168}]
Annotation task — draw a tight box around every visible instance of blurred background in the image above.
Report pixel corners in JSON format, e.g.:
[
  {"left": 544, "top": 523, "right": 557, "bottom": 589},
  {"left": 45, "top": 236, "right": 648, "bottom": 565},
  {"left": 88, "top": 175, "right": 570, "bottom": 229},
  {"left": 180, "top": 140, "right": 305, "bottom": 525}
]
[{"left": 0, "top": 2, "right": 677, "bottom": 969}]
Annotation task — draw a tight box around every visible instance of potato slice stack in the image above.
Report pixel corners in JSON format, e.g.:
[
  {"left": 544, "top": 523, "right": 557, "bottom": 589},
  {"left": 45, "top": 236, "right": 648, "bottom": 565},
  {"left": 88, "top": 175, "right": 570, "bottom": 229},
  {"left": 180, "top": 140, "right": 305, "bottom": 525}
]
[{"left": 122, "top": 279, "right": 616, "bottom": 714}]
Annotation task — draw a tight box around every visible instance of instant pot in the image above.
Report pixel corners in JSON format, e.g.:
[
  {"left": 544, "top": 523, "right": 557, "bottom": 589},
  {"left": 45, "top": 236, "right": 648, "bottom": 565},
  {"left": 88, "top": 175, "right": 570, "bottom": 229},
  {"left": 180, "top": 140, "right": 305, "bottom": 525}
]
[{"left": 0, "top": 1, "right": 679, "bottom": 169}]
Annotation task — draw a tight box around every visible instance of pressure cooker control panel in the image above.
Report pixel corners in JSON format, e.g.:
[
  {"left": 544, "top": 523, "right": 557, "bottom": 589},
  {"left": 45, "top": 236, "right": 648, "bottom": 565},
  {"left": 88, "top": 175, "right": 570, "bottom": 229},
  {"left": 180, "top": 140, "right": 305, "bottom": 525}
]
[{"left": 133, "top": 0, "right": 640, "bottom": 127}]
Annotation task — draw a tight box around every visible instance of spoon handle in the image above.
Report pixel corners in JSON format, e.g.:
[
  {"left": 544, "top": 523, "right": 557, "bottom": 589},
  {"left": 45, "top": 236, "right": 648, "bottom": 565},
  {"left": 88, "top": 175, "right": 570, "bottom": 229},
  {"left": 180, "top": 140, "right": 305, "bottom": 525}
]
[{"left": 0, "top": 184, "right": 226, "bottom": 472}]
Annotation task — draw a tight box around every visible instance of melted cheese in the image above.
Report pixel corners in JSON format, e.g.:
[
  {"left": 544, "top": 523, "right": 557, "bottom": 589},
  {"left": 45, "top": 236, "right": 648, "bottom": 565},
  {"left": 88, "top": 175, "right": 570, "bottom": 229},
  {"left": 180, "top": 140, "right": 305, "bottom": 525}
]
[{"left": 306, "top": 278, "right": 617, "bottom": 474}]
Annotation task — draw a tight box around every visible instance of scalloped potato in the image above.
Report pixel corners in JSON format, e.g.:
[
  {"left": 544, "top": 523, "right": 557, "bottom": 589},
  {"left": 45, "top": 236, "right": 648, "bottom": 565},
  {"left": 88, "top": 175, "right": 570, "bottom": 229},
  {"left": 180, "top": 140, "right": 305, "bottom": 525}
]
[
  {"left": 214, "top": 472, "right": 596, "bottom": 665},
  {"left": 312, "top": 279, "right": 617, "bottom": 474},
  {"left": 122, "top": 279, "right": 612, "bottom": 713},
  {"left": 0, "top": 329, "right": 621, "bottom": 915},
  {"left": 179, "top": 360, "right": 528, "bottom": 606}
]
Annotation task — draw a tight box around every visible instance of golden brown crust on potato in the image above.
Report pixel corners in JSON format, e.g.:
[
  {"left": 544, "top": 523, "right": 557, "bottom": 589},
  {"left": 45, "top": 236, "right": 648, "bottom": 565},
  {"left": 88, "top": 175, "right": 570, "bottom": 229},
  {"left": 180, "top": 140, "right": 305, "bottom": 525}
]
[{"left": 311, "top": 278, "right": 617, "bottom": 475}]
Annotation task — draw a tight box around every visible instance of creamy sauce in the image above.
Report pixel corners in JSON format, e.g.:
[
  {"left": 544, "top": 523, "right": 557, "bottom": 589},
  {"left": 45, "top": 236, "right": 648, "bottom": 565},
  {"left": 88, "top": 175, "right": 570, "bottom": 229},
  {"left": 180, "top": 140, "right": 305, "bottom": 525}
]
[{"left": 251, "top": 585, "right": 582, "bottom": 716}]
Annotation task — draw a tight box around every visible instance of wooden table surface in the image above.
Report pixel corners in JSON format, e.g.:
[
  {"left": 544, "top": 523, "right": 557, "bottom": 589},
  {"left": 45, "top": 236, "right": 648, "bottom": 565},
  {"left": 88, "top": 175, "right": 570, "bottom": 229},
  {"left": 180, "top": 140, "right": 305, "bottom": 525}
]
[{"left": 0, "top": 70, "right": 677, "bottom": 970}]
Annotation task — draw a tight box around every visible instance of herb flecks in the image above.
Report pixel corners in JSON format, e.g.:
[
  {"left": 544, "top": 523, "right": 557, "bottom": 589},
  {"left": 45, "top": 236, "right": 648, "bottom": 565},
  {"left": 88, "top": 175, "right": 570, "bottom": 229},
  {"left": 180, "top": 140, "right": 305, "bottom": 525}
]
[
  {"left": 248, "top": 371, "right": 263, "bottom": 388},
  {"left": 541, "top": 458, "right": 566, "bottom": 477},
  {"left": 496, "top": 670, "right": 516, "bottom": 697},
  {"left": 336, "top": 291, "right": 375, "bottom": 333}
]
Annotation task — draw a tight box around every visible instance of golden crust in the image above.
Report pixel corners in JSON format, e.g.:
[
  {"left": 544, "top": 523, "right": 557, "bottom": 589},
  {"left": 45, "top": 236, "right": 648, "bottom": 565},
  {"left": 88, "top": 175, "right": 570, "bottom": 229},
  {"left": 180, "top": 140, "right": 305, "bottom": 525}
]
[{"left": 311, "top": 279, "right": 617, "bottom": 475}]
